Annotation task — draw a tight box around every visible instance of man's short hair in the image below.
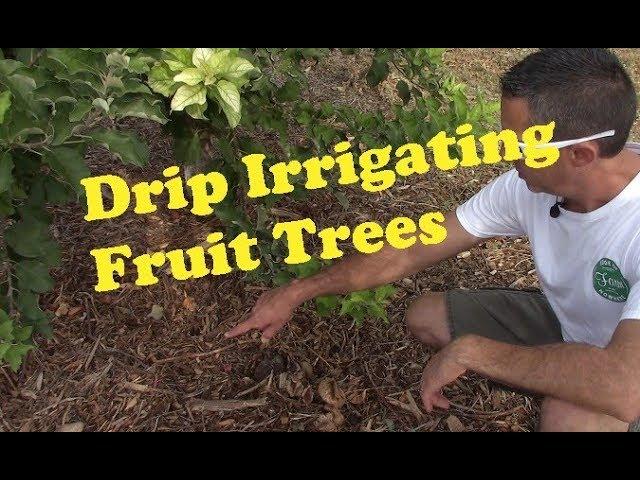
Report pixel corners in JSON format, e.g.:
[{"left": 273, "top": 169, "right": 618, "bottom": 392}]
[{"left": 500, "top": 48, "right": 637, "bottom": 158}]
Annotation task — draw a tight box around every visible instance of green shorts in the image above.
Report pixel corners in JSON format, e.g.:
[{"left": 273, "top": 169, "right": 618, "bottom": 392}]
[{"left": 445, "top": 287, "right": 563, "bottom": 346}]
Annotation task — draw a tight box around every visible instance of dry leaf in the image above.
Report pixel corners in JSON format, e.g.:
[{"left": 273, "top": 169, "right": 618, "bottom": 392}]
[
  {"left": 217, "top": 419, "right": 235, "bottom": 428},
  {"left": 55, "top": 303, "right": 69, "bottom": 317},
  {"left": 301, "top": 361, "right": 314, "bottom": 379},
  {"left": 317, "top": 377, "right": 345, "bottom": 409},
  {"left": 149, "top": 304, "right": 164, "bottom": 320},
  {"left": 314, "top": 409, "right": 345, "bottom": 432},
  {"left": 125, "top": 397, "right": 138, "bottom": 411},
  {"left": 67, "top": 306, "right": 84, "bottom": 317},
  {"left": 347, "top": 389, "right": 367, "bottom": 405},
  {"left": 446, "top": 415, "right": 465, "bottom": 432},
  {"left": 56, "top": 422, "right": 84, "bottom": 432},
  {"left": 301, "top": 385, "right": 314, "bottom": 405},
  {"left": 183, "top": 296, "right": 197, "bottom": 312}
]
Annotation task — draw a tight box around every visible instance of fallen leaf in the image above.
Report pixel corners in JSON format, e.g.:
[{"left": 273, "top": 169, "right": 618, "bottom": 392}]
[
  {"left": 56, "top": 422, "right": 84, "bottom": 432},
  {"left": 301, "top": 361, "right": 314, "bottom": 379},
  {"left": 318, "top": 377, "right": 345, "bottom": 409},
  {"left": 217, "top": 419, "right": 235, "bottom": 428},
  {"left": 123, "top": 382, "right": 149, "bottom": 393},
  {"left": 347, "top": 389, "right": 367, "bottom": 405},
  {"left": 302, "top": 385, "right": 314, "bottom": 405},
  {"left": 149, "top": 304, "right": 164, "bottom": 320},
  {"left": 314, "top": 409, "right": 345, "bottom": 432},
  {"left": 446, "top": 415, "right": 465, "bottom": 432},
  {"left": 55, "top": 303, "right": 69, "bottom": 317},
  {"left": 125, "top": 397, "right": 138, "bottom": 411},
  {"left": 67, "top": 306, "right": 84, "bottom": 317},
  {"left": 183, "top": 296, "right": 197, "bottom": 312}
]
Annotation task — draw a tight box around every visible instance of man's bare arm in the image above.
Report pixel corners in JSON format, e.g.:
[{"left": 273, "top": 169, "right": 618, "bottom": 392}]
[
  {"left": 442, "top": 320, "right": 640, "bottom": 422},
  {"left": 226, "top": 210, "right": 483, "bottom": 339}
]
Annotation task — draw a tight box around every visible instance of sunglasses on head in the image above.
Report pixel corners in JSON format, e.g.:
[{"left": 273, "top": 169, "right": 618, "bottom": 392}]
[{"left": 517, "top": 129, "right": 616, "bottom": 155}]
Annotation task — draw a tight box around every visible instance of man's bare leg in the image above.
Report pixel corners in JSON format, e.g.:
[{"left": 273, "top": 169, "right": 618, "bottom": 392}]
[
  {"left": 405, "top": 292, "right": 451, "bottom": 349},
  {"left": 405, "top": 291, "right": 630, "bottom": 432},
  {"left": 538, "top": 397, "right": 629, "bottom": 432}
]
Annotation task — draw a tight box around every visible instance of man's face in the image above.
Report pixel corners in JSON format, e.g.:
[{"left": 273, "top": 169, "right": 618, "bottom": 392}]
[{"left": 500, "top": 96, "right": 572, "bottom": 195}]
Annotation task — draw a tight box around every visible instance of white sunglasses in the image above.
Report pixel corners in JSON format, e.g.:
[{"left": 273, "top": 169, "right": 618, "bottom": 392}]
[{"left": 518, "top": 129, "right": 615, "bottom": 152}]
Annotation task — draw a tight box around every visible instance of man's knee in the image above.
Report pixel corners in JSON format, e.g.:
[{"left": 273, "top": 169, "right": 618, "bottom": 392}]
[
  {"left": 405, "top": 292, "right": 451, "bottom": 348},
  {"left": 538, "top": 397, "right": 629, "bottom": 432}
]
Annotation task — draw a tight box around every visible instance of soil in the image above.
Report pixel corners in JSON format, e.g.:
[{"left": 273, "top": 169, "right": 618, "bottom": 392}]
[{"left": 1, "top": 48, "right": 639, "bottom": 432}]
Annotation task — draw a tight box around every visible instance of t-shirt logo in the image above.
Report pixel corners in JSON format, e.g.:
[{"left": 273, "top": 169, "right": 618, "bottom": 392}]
[{"left": 593, "top": 258, "right": 630, "bottom": 303}]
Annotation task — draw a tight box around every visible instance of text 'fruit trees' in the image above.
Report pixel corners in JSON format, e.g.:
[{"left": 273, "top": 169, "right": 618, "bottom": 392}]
[{"left": 82, "top": 122, "right": 559, "bottom": 292}]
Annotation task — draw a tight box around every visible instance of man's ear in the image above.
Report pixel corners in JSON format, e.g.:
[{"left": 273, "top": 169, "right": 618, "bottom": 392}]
[{"left": 570, "top": 142, "right": 598, "bottom": 167}]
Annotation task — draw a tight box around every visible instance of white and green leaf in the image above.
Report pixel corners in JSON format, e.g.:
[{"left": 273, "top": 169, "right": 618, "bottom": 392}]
[{"left": 171, "top": 84, "right": 206, "bottom": 112}]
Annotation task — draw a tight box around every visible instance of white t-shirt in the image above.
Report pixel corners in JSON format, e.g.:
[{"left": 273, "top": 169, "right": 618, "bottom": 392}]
[{"left": 456, "top": 143, "right": 640, "bottom": 348}]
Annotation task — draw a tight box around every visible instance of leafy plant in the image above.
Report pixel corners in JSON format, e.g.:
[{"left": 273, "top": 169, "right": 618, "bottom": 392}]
[
  {"left": 148, "top": 48, "right": 258, "bottom": 127},
  {"left": 0, "top": 47, "right": 498, "bottom": 371},
  {"left": 281, "top": 257, "right": 397, "bottom": 326},
  {"left": 0, "top": 47, "right": 164, "bottom": 370}
]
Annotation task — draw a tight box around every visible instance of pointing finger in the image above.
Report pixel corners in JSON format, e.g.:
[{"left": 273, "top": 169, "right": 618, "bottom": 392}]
[{"left": 225, "top": 318, "right": 259, "bottom": 338}]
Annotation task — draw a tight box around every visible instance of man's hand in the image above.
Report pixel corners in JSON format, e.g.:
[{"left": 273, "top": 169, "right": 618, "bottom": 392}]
[
  {"left": 420, "top": 339, "right": 468, "bottom": 412},
  {"left": 225, "top": 281, "right": 305, "bottom": 341}
]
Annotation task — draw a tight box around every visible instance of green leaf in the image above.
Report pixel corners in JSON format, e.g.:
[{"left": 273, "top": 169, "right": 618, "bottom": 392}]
[
  {"left": 39, "top": 238, "right": 61, "bottom": 268},
  {"left": 0, "top": 90, "right": 11, "bottom": 124},
  {"left": 276, "top": 80, "right": 300, "bottom": 102},
  {"left": 89, "top": 128, "right": 149, "bottom": 167},
  {"left": 366, "top": 55, "right": 390, "bottom": 87},
  {"left": 5, "top": 217, "right": 51, "bottom": 257},
  {"left": 45, "top": 48, "right": 103, "bottom": 76},
  {"left": 171, "top": 84, "right": 206, "bottom": 112},
  {"left": 4, "top": 344, "right": 33, "bottom": 372},
  {"left": 69, "top": 99, "right": 93, "bottom": 122},
  {"left": 185, "top": 103, "right": 207, "bottom": 120},
  {"left": 212, "top": 80, "right": 241, "bottom": 128},
  {"left": 173, "top": 68, "right": 205, "bottom": 86},
  {"left": 165, "top": 48, "right": 193, "bottom": 68},
  {"left": 148, "top": 64, "right": 179, "bottom": 97},
  {"left": 396, "top": 80, "right": 410, "bottom": 104},
  {"left": 0, "top": 342, "right": 11, "bottom": 360},
  {"left": 112, "top": 97, "right": 168, "bottom": 124},
  {"left": 0, "top": 151, "right": 14, "bottom": 194},
  {"left": 13, "top": 325, "right": 33, "bottom": 342},
  {"left": 44, "top": 177, "right": 72, "bottom": 204},
  {"left": 43, "top": 146, "right": 90, "bottom": 192},
  {"left": 51, "top": 103, "right": 76, "bottom": 146},
  {"left": 106, "top": 51, "right": 130, "bottom": 69},
  {"left": 121, "top": 79, "right": 151, "bottom": 95},
  {"left": 0, "top": 59, "right": 22, "bottom": 76},
  {"left": 0, "top": 73, "right": 40, "bottom": 113},
  {"left": 193, "top": 49, "right": 228, "bottom": 79},
  {"left": 0, "top": 193, "right": 14, "bottom": 217},
  {"left": 92, "top": 98, "right": 110, "bottom": 114},
  {"left": 33, "top": 82, "right": 76, "bottom": 105},
  {"left": 274, "top": 270, "right": 292, "bottom": 286},
  {"left": 15, "top": 260, "right": 54, "bottom": 293},
  {"left": 315, "top": 295, "right": 339, "bottom": 317},
  {"left": 222, "top": 57, "right": 256, "bottom": 86},
  {"left": 0, "top": 311, "right": 13, "bottom": 341},
  {"left": 374, "top": 284, "right": 396, "bottom": 302},
  {"left": 16, "top": 290, "right": 42, "bottom": 318},
  {"left": 173, "top": 130, "right": 201, "bottom": 165},
  {"left": 287, "top": 257, "right": 322, "bottom": 279},
  {"left": 128, "top": 55, "right": 157, "bottom": 74}
]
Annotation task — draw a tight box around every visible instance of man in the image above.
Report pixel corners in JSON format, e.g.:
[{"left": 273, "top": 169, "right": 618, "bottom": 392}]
[{"left": 226, "top": 48, "right": 640, "bottom": 432}]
